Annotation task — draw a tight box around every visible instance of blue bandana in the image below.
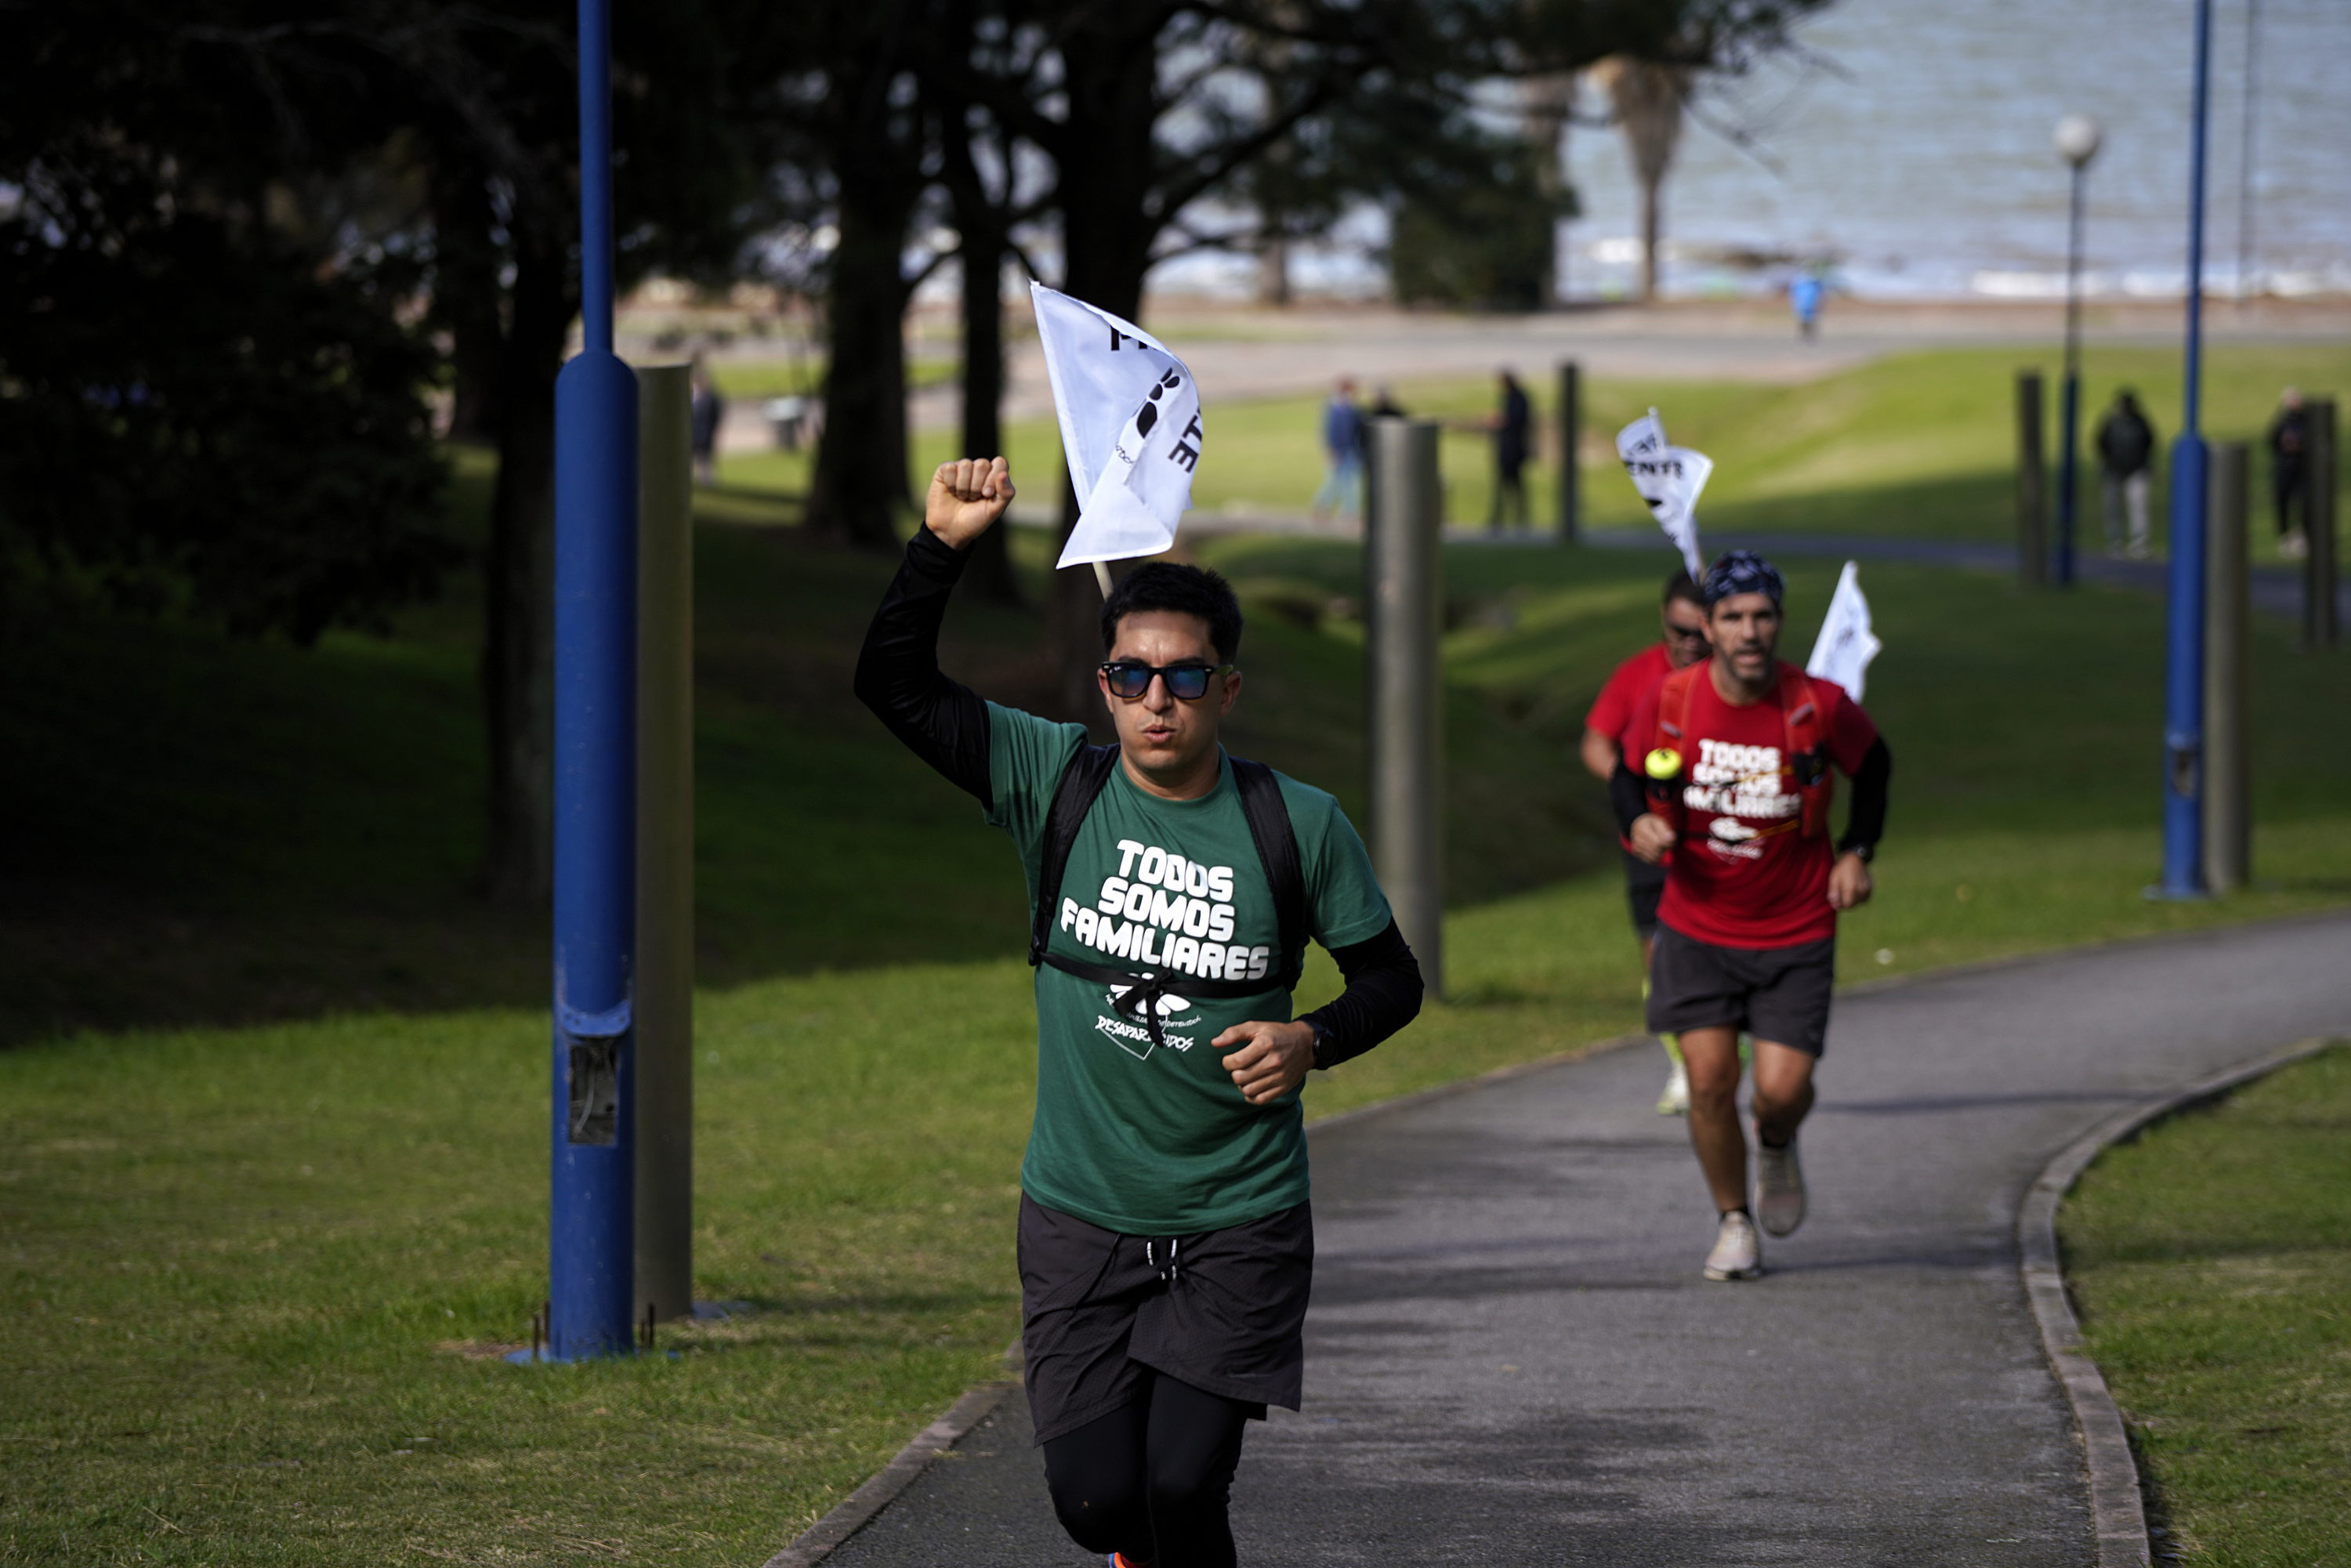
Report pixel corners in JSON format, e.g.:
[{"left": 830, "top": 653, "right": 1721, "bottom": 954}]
[{"left": 1701, "top": 549, "right": 1784, "bottom": 607}]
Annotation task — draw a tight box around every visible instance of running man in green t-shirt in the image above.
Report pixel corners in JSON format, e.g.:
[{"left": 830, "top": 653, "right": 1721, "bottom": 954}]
[{"left": 856, "top": 457, "right": 1425, "bottom": 1568}]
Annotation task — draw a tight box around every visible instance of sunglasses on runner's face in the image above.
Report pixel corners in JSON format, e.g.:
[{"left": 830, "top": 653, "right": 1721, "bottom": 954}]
[
  {"left": 1665, "top": 623, "right": 1710, "bottom": 643},
  {"left": 1098, "top": 661, "right": 1234, "bottom": 701}
]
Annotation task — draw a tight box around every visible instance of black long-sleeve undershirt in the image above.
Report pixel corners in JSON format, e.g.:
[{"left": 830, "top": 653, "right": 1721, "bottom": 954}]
[
  {"left": 855, "top": 531, "right": 1422, "bottom": 1068},
  {"left": 1838, "top": 737, "right": 1892, "bottom": 856},
  {"left": 1300, "top": 920, "right": 1422, "bottom": 1070},
  {"left": 1610, "top": 735, "right": 1893, "bottom": 858},
  {"left": 853, "top": 527, "right": 994, "bottom": 809}
]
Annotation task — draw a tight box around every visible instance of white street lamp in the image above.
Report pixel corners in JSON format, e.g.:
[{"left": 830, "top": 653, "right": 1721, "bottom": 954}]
[{"left": 2053, "top": 114, "right": 2103, "bottom": 585}]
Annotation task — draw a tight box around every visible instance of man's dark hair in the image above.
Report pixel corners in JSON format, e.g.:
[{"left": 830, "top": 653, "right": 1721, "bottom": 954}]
[
  {"left": 1664, "top": 570, "right": 1703, "bottom": 608},
  {"left": 1100, "top": 561, "right": 1245, "bottom": 662}
]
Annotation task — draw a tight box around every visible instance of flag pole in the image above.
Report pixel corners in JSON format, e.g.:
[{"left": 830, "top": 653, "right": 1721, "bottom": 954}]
[{"left": 1093, "top": 562, "right": 1114, "bottom": 599}]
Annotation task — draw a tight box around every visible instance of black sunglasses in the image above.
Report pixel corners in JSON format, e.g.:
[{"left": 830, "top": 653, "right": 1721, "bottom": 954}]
[{"left": 1098, "top": 661, "right": 1234, "bottom": 701}]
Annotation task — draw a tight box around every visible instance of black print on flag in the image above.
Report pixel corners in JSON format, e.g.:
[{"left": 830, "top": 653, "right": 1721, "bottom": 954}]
[{"left": 1133, "top": 369, "right": 1182, "bottom": 439}]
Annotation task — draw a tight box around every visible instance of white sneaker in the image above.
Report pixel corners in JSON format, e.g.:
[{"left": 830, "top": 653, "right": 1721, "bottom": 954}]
[
  {"left": 1657, "top": 1059, "right": 1690, "bottom": 1116},
  {"left": 1703, "top": 1210, "right": 1762, "bottom": 1280},
  {"left": 1756, "top": 1135, "right": 1806, "bottom": 1237}
]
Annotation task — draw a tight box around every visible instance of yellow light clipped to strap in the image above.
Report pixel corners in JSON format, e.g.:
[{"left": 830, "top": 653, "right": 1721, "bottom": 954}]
[{"left": 1643, "top": 747, "right": 1683, "bottom": 781}]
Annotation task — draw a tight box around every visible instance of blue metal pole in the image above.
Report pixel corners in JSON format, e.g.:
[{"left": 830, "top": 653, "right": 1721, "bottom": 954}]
[
  {"left": 2160, "top": 0, "right": 2213, "bottom": 899},
  {"left": 548, "top": 0, "right": 640, "bottom": 1360}
]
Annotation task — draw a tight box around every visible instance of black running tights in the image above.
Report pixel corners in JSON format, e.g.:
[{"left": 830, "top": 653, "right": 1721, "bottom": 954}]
[{"left": 1041, "top": 1371, "right": 1253, "bottom": 1568}]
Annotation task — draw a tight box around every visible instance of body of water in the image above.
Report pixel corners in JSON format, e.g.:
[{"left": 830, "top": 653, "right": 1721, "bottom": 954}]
[
  {"left": 1157, "top": 0, "right": 2351, "bottom": 303},
  {"left": 1562, "top": 0, "right": 2351, "bottom": 301}
]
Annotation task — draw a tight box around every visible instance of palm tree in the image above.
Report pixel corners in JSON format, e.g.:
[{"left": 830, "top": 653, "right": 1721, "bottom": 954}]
[{"left": 1592, "top": 56, "right": 1694, "bottom": 303}]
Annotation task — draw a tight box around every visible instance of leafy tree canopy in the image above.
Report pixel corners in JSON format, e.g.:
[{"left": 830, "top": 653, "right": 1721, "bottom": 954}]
[{"left": 0, "top": 2, "right": 455, "bottom": 643}]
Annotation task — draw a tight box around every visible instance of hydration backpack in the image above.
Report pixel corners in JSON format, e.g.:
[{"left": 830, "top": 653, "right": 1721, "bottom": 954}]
[{"left": 1643, "top": 663, "right": 1834, "bottom": 842}]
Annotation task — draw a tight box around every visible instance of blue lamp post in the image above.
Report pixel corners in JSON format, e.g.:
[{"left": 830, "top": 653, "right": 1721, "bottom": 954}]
[
  {"left": 2158, "top": 0, "right": 2214, "bottom": 899},
  {"left": 546, "top": 0, "right": 641, "bottom": 1360},
  {"left": 2053, "top": 113, "right": 2101, "bottom": 588}
]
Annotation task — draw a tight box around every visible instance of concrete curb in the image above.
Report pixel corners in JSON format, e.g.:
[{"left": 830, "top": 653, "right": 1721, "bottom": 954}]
[
  {"left": 2016, "top": 1032, "right": 2346, "bottom": 1568},
  {"left": 759, "top": 1379, "right": 1020, "bottom": 1568}
]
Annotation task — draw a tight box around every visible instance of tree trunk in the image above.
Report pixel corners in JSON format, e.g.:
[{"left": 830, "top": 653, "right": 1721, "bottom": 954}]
[
  {"left": 805, "top": 216, "right": 911, "bottom": 549},
  {"left": 1639, "top": 172, "right": 1662, "bottom": 303},
  {"left": 1596, "top": 57, "right": 1689, "bottom": 306},
  {"left": 1046, "top": 8, "right": 1166, "bottom": 722},
  {"left": 429, "top": 160, "right": 507, "bottom": 444},
  {"left": 1259, "top": 233, "right": 1291, "bottom": 306},
  {"left": 805, "top": 92, "right": 920, "bottom": 552},
  {"left": 956, "top": 232, "right": 1021, "bottom": 603},
  {"left": 1522, "top": 73, "right": 1577, "bottom": 309},
  {"left": 480, "top": 228, "right": 574, "bottom": 907}
]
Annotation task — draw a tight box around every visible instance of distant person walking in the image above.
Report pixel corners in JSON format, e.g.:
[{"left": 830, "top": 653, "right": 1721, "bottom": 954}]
[
  {"left": 1313, "top": 378, "right": 1364, "bottom": 521},
  {"left": 1616, "top": 551, "right": 1893, "bottom": 1281},
  {"left": 857, "top": 455, "right": 1424, "bottom": 1568},
  {"left": 1581, "top": 570, "right": 1714, "bottom": 1114},
  {"left": 2094, "top": 389, "right": 2157, "bottom": 559},
  {"left": 1789, "top": 273, "right": 1824, "bottom": 340},
  {"left": 1488, "top": 370, "right": 1534, "bottom": 531},
  {"left": 2269, "top": 386, "right": 2311, "bottom": 559},
  {"left": 689, "top": 357, "right": 725, "bottom": 487}
]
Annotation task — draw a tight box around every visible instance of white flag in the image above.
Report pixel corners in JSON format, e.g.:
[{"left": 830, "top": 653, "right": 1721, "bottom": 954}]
[
  {"left": 1806, "top": 559, "right": 1882, "bottom": 700},
  {"left": 1031, "top": 282, "right": 1204, "bottom": 569},
  {"left": 1616, "top": 408, "right": 1712, "bottom": 579}
]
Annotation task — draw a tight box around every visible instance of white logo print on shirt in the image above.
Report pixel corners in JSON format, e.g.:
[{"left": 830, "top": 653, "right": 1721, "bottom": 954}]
[
  {"left": 1058, "top": 838, "right": 1273, "bottom": 1062},
  {"left": 1683, "top": 739, "right": 1796, "bottom": 861}
]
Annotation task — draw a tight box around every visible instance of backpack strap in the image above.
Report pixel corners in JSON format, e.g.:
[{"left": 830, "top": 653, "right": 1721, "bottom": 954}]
[
  {"left": 1230, "top": 757, "right": 1307, "bottom": 993},
  {"left": 1646, "top": 663, "right": 1703, "bottom": 833},
  {"left": 1028, "top": 743, "right": 1120, "bottom": 968},
  {"left": 1776, "top": 666, "right": 1835, "bottom": 838},
  {"left": 1656, "top": 662, "right": 1698, "bottom": 749}
]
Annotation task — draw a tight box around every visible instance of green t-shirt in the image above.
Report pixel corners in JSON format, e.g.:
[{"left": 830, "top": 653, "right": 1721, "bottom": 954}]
[{"left": 985, "top": 701, "right": 1393, "bottom": 1235}]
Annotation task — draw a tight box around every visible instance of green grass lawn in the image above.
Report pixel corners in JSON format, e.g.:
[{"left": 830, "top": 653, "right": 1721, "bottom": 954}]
[
  {"left": 2059, "top": 1045, "right": 2351, "bottom": 1567},
  {"left": 8, "top": 340, "right": 2351, "bottom": 1564},
  {"left": 718, "top": 342, "right": 2351, "bottom": 558}
]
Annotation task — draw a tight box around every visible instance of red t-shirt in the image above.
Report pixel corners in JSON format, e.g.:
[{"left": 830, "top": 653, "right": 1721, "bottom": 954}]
[
  {"left": 1627, "top": 665, "right": 1879, "bottom": 949},
  {"left": 1585, "top": 643, "right": 1675, "bottom": 759}
]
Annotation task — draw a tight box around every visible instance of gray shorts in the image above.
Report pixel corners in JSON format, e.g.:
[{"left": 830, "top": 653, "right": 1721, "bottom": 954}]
[
  {"left": 1017, "top": 1195, "right": 1312, "bottom": 1444},
  {"left": 1646, "top": 924, "right": 1837, "bottom": 1056}
]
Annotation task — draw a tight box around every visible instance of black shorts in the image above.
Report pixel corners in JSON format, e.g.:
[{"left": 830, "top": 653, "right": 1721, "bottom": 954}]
[
  {"left": 1646, "top": 923, "right": 1837, "bottom": 1056},
  {"left": 1621, "top": 848, "right": 1668, "bottom": 936},
  {"left": 1017, "top": 1194, "right": 1312, "bottom": 1445}
]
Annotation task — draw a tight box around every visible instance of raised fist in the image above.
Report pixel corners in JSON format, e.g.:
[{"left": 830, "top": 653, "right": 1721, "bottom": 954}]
[{"left": 925, "top": 456, "right": 1016, "bottom": 549}]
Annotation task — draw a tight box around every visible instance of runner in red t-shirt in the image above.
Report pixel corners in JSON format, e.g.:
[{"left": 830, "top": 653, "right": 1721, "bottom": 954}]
[
  {"left": 1581, "top": 570, "right": 1710, "bottom": 1114},
  {"left": 1614, "top": 551, "right": 1893, "bottom": 1282}
]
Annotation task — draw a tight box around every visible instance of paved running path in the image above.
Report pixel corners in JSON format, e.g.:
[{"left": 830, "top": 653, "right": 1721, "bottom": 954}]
[{"left": 824, "top": 914, "right": 2351, "bottom": 1567}]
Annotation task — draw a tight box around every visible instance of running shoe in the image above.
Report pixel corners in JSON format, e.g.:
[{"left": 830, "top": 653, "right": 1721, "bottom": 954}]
[
  {"left": 1755, "top": 1133, "right": 1806, "bottom": 1237},
  {"left": 1656, "top": 1035, "right": 1689, "bottom": 1116},
  {"left": 1703, "top": 1210, "right": 1762, "bottom": 1281}
]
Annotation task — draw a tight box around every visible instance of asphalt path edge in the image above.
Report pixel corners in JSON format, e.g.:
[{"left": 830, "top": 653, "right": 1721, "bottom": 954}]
[
  {"left": 2016, "top": 1030, "right": 2347, "bottom": 1568},
  {"left": 759, "top": 1379, "right": 1020, "bottom": 1568}
]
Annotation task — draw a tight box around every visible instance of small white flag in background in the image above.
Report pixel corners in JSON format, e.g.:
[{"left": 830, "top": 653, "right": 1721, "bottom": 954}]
[
  {"left": 1616, "top": 408, "right": 1712, "bottom": 580},
  {"left": 1806, "top": 559, "right": 1882, "bottom": 700},
  {"left": 1031, "top": 281, "right": 1204, "bottom": 570}
]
